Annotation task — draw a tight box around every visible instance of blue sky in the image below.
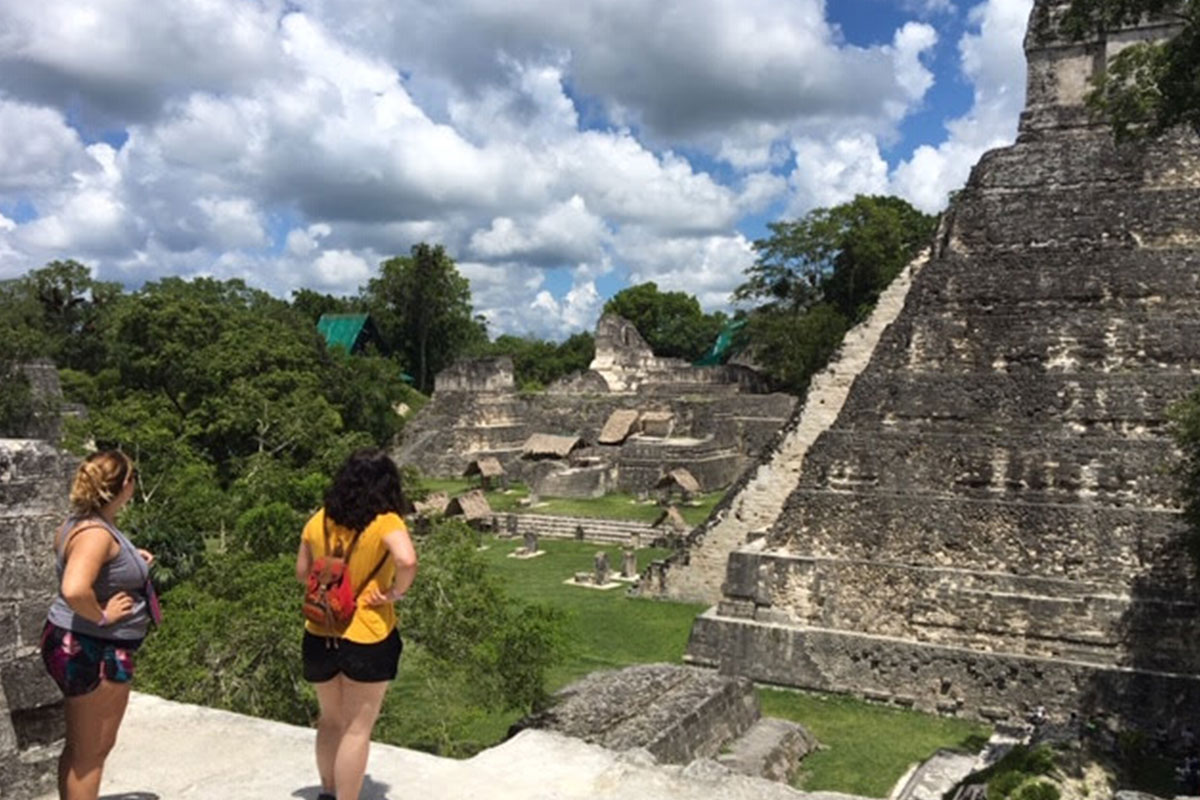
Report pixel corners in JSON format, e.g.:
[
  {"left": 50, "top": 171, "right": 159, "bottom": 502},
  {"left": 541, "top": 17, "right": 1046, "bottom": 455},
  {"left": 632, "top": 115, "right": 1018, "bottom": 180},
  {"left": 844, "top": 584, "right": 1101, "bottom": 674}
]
[{"left": 0, "top": 0, "right": 1033, "bottom": 339}]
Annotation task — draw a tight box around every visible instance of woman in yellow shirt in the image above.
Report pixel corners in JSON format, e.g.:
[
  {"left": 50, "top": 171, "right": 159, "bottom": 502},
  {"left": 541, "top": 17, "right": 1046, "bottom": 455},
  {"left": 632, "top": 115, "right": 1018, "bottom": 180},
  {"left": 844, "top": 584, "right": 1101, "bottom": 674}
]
[{"left": 295, "top": 449, "right": 417, "bottom": 800}]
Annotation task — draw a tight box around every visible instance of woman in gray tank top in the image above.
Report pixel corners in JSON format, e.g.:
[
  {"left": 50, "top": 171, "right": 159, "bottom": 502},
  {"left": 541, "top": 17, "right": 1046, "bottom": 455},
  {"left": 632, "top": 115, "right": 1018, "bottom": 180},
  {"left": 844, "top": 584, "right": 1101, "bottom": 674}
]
[{"left": 40, "top": 450, "right": 155, "bottom": 800}]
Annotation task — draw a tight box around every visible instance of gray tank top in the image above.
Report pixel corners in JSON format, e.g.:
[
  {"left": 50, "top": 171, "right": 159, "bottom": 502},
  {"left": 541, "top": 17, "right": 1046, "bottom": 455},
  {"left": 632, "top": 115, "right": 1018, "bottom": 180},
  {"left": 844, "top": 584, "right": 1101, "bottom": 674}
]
[{"left": 46, "top": 514, "right": 151, "bottom": 641}]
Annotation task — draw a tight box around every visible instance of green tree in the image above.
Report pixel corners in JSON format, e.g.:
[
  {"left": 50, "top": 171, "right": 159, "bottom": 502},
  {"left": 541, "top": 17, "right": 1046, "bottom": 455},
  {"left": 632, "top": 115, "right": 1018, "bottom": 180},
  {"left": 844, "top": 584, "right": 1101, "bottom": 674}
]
[
  {"left": 136, "top": 553, "right": 316, "bottom": 725},
  {"left": 477, "top": 332, "right": 595, "bottom": 389},
  {"left": 366, "top": 243, "right": 488, "bottom": 393},
  {"left": 738, "top": 195, "right": 935, "bottom": 321},
  {"left": 0, "top": 277, "right": 52, "bottom": 434},
  {"left": 23, "top": 260, "right": 121, "bottom": 371},
  {"left": 398, "top": 520, "right": 566, "bottom": 753},
  {"left": 603, "top": 283, "right": 726, "bottom": 361},
  {"left": 734, "top": 196, "right": 935, "bottom": 394},
  {"left": 290, "top": 288, "right": 364, "bottom": 324},
  {"left": 1055, "top": 0, "right": 1200, "bottom": 139}
]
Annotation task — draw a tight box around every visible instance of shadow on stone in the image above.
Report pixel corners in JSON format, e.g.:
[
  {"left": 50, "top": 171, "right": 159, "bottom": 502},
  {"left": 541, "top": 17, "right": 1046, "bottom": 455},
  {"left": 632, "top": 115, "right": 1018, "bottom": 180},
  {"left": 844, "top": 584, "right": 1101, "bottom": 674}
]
[
  {"left": 99, "top": 793, "right": 160, "bottom": 800},
  {"left": 291, "top": 775, "right": 393, "bottom": 800}
]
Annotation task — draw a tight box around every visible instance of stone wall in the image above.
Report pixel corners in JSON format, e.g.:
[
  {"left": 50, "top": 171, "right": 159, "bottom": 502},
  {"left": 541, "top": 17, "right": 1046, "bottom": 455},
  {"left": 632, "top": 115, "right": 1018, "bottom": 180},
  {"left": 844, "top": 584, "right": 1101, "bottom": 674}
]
[
  {"left": 434, "top": 356, "right": 516, "bottom": 394},
  {"left": 0, "top": 440, "right": 71, "bottom": 798},
  {"left": 687, "top": 0, "right": 1200, "bottom": 732},
  {"left": 394, "top": 387, "right": 795, "bottom": 493},
  {"left": 513, "top": 664, "right": 761, "bottom": 765}
]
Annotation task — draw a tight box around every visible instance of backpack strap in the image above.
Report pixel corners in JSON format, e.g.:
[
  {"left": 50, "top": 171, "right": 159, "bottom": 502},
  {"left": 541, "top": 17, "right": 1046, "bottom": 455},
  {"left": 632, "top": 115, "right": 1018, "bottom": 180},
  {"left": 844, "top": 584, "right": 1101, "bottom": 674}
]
[
  {"left": 354, "top": 553, "right": 392, "bottom": 596},
  {"left": 323, "top": 512, "right": 365, "bottom": 560}
]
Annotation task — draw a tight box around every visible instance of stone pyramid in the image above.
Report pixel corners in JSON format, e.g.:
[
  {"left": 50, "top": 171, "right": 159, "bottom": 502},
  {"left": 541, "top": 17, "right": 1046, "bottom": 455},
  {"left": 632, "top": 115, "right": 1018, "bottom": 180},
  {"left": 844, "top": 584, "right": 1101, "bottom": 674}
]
[{"left": 687, "top": 0, "right": 1200, "bottom": 729}]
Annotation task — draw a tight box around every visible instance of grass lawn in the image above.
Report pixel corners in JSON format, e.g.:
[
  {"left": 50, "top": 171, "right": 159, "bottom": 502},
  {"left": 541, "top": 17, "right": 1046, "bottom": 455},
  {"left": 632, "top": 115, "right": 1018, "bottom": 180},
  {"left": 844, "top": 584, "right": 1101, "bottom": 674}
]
[
  {"left": 415, "top": 477, "right": 723, "bottom": 526},
  {"left": 760, "top": 688, "right": 991, "bottom": 797},
  {"left": 377, "top": 535, "right": 704, "bottom": 755},
  {"left": 376, "top": 533, "right": 993, "bottom": 798}
]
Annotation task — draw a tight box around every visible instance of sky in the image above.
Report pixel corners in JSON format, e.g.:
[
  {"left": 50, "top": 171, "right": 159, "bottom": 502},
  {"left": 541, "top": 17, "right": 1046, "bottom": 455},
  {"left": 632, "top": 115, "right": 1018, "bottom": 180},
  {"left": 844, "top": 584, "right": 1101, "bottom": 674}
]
[{"left": 0, "top": 0, "right": 1034, "bottom": 339}]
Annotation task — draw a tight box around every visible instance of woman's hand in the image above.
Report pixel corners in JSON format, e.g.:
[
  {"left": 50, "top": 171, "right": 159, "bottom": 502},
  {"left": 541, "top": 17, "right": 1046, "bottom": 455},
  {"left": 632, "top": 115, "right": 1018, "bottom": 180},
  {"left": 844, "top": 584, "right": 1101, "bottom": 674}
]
[
  {"left": 137, "top": 548, "right": 155, "bottom": 567},
  {"left": 102, "top": 592, "right": 135, "bottom": 623},
  {"left": 361, "top": 586, "right": 399, "bottom": 607}
]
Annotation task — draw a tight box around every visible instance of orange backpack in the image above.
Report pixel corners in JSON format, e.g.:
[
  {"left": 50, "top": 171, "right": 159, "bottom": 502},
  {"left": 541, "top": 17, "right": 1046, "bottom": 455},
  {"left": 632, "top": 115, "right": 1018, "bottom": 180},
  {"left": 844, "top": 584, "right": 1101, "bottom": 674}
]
[{"left": 303, "top": 516, "right": 388, "bottom": 632}]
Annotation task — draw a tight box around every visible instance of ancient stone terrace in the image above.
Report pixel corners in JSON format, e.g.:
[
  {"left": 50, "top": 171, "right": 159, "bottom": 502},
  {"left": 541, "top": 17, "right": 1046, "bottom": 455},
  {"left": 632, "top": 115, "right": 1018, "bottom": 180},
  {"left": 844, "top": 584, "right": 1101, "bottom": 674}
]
[
  {"left": 687, "top": 0, "right": 1200, "bottom": 731},
  {"left": 395, "top": 314, "right": 795, "bottom": 494}
]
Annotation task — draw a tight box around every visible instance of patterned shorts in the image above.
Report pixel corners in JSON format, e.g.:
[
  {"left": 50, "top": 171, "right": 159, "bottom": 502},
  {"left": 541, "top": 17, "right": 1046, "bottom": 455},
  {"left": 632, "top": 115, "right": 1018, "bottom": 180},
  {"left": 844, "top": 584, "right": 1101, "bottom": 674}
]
[{"left": 40, "top": 621, "right": 142, "bottom": 697}]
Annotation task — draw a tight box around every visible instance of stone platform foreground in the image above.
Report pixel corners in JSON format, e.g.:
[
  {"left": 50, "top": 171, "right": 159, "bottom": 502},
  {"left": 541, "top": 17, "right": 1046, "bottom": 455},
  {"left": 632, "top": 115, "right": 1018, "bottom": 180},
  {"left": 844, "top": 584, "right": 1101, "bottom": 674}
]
[{"left": 40, "top": 693, "right": 862, "bottom": 800}]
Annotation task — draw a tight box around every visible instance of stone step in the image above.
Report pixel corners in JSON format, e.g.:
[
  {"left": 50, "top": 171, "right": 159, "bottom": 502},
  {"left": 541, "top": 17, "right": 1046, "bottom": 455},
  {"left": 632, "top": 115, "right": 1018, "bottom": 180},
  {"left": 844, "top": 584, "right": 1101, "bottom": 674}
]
[
  {"left": 716, "top": 717, "right": 817, "bottom": 783},
  {"left": 515, "top": 664, "right": 761, "bottom": 766},
  {"left": 651, "top": 251, "right": 930, "bottom": 604}
]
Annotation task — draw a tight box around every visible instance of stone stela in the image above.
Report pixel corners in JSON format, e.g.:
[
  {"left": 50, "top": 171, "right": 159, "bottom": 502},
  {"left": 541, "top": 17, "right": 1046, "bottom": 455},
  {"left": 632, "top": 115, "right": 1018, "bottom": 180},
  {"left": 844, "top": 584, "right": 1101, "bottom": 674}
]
[
  {"left": 566, "top": 550, "right": 623, "bottom": 591},
  {"left": 508, "top": 530, "right": 546, "bottom": 560}
]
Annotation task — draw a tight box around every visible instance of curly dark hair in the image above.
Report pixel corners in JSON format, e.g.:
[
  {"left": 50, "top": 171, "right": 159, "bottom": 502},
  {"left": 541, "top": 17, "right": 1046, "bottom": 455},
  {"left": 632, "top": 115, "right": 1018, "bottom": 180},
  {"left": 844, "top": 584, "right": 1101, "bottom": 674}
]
[{"left": 324, "top": 448, "right": 407, "bottom": 532}]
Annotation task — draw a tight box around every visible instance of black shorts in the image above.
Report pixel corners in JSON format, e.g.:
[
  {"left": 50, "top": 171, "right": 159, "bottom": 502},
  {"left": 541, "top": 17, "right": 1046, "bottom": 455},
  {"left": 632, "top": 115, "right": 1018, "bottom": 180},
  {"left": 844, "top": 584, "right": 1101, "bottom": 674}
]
[{"left": 302, "top": 629, "right": 403, "bottom": 684}]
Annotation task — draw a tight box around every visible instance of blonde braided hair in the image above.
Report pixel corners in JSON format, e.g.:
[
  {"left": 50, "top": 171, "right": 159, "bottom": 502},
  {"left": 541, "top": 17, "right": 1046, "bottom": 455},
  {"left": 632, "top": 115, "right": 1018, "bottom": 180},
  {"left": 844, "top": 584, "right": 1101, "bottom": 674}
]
[{"left": 68, "top": 451, "right": 134, "bottom": 515}]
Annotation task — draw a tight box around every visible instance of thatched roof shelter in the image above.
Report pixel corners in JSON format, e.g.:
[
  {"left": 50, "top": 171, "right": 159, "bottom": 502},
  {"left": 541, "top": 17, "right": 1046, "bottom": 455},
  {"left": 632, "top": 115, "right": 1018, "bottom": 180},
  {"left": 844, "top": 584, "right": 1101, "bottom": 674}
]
[
  {"left": 651, "top": 505, "right": 690, "bottom": 533},
  {"left": 412, "top": 491, "right": 449, "bottom": 516},
  {"left": 522, "top": 433, "right": 584, "bottom": 459},
  {"left": 463, "top": 456, "right": 505, "bottom": 478},
  {"left": 598, "top": 409, "right": 639, "bottom": 445},
  {"left": 656, "top": 468, "right": 701, "bottom": 495},
  {"left": 445, "top": 490, "right": 493, "bottom": 521}
]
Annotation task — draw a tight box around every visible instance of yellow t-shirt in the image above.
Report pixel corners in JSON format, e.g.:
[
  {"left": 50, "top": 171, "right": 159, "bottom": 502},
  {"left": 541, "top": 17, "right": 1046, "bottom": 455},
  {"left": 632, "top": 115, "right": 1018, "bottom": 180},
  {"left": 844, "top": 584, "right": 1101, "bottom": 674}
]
[{"left": 302, "top": 508, "right": 405, "bottom": 644}]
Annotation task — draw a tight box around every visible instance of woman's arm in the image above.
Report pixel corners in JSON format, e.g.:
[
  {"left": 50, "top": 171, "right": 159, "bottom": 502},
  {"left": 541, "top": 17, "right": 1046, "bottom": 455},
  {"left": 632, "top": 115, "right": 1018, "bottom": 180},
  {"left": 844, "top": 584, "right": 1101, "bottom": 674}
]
[
  {"left": 60, "top": 527, "right": 132, "bottom": 625},
  {"left": 362, "top": 526, "right": 418, "bottom": 606},
  {"left": 295, "top": 539, "right": 313, "bottom": 585}
]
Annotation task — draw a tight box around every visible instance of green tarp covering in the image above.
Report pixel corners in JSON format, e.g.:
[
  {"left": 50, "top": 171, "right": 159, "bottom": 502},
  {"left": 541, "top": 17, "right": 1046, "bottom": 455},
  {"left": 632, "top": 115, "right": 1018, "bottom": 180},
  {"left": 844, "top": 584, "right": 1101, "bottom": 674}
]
[
  {"left": 694, "top": 318, "right": 746, "bottom": 366},
  {"left": 317, "top": 313, "right": 370, "bottom": 352}
]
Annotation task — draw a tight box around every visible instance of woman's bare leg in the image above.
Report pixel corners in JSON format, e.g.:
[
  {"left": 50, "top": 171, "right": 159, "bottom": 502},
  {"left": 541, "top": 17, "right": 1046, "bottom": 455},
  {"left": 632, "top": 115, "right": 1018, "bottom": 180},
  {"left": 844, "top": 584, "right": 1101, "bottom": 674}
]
[
  {"left": 314, "top": 677, "right": 345, "bottom": 796},
  {"left": 59, "top": 680, "right": 131, "bottom": 800},
  {"left": 333, "top": 678, "right": 389, "bottom": 800}
]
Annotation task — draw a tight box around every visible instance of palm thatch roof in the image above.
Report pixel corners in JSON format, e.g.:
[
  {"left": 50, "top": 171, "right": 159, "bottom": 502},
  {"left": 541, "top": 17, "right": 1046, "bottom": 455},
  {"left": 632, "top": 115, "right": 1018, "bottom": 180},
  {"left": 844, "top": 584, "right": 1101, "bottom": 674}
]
[
  {"left": 651, "top": 505, "right": 690, "bottom": 532},
  {"left": 598, "top": 409, "right": 640, "bottom": 445},
  {"left": 464, "top": 456, "right": 505, "bottom": 478},
  {"left": 656, "top": 468, "right": 700, "bottom": 494},
  {"left": 522, "top": 433, "right": 584, "bottom": 459},
  {"left": 445, "top": 489, "right": 493, "bottom": 521},
  {"left": 412, "top": 491, "right": 449, "bottom": 516}
]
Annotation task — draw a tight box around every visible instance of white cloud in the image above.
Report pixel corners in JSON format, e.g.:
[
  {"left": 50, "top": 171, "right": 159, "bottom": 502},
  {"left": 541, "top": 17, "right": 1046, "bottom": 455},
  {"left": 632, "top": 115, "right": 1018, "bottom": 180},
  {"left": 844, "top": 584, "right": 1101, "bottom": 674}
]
[
  {"left": 788, "top": 134, "right": 891, "bottom": 215},
  {"left": 469, "top": 196, "right": 609, "bottom": 265},
  {"left": 615, "top": 228, "right": 757, "bottom": 311},
  {"left": 890, "top": 0, "right": 1032, "bottom": 212},
  {"left": 195, "top": 197, "right": 267, "bottom": 250},
  {"left": 0, "top": 99, "right": 88, "bottom": 191},
  {"left": 0, "top": 0, "right": 1033, "bottom": 334},
  {"left": 530, "top": 278, "right": 602, "bottom": 338},
  {"left": 0, "top": 0, "right": 284, "bottom": 123},
  {"left": 308, "top": 249, "right": 373, "bottom": 291}
]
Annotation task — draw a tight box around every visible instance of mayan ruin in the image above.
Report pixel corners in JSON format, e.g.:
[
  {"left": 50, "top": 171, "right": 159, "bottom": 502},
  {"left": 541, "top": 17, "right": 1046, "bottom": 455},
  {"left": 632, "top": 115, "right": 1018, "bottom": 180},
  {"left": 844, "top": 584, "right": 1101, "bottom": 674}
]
[
  {"left": 687, "top": 0, "right": 1200, "bottom": 731},
  {"left": 395, "top": 312, "right": 795, "bottom": 498}
]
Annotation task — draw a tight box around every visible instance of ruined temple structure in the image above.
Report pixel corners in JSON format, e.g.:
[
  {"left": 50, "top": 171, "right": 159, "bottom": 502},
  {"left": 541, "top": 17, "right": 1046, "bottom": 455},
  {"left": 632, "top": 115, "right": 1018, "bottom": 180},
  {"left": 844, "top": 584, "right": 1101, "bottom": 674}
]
[
  {"left": 395, "top": 314, "right": 795, "bottom": 496},
  {"left": 1, "top": 400, "right": 73, "bottom": 798},
  {"left": 687, "top": 1, "right": 1200, "bottom": 729}
]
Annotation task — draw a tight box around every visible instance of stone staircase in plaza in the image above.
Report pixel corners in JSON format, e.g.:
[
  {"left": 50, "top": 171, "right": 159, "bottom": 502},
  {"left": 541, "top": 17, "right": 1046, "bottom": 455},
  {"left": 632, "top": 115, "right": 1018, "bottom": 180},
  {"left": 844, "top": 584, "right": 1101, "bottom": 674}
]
[
  {"left": 505, "top": 512, "right": 659, "bottom": 546},
  {"left": 650, "top": 250, "right": 930, "bottom": 605}
]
